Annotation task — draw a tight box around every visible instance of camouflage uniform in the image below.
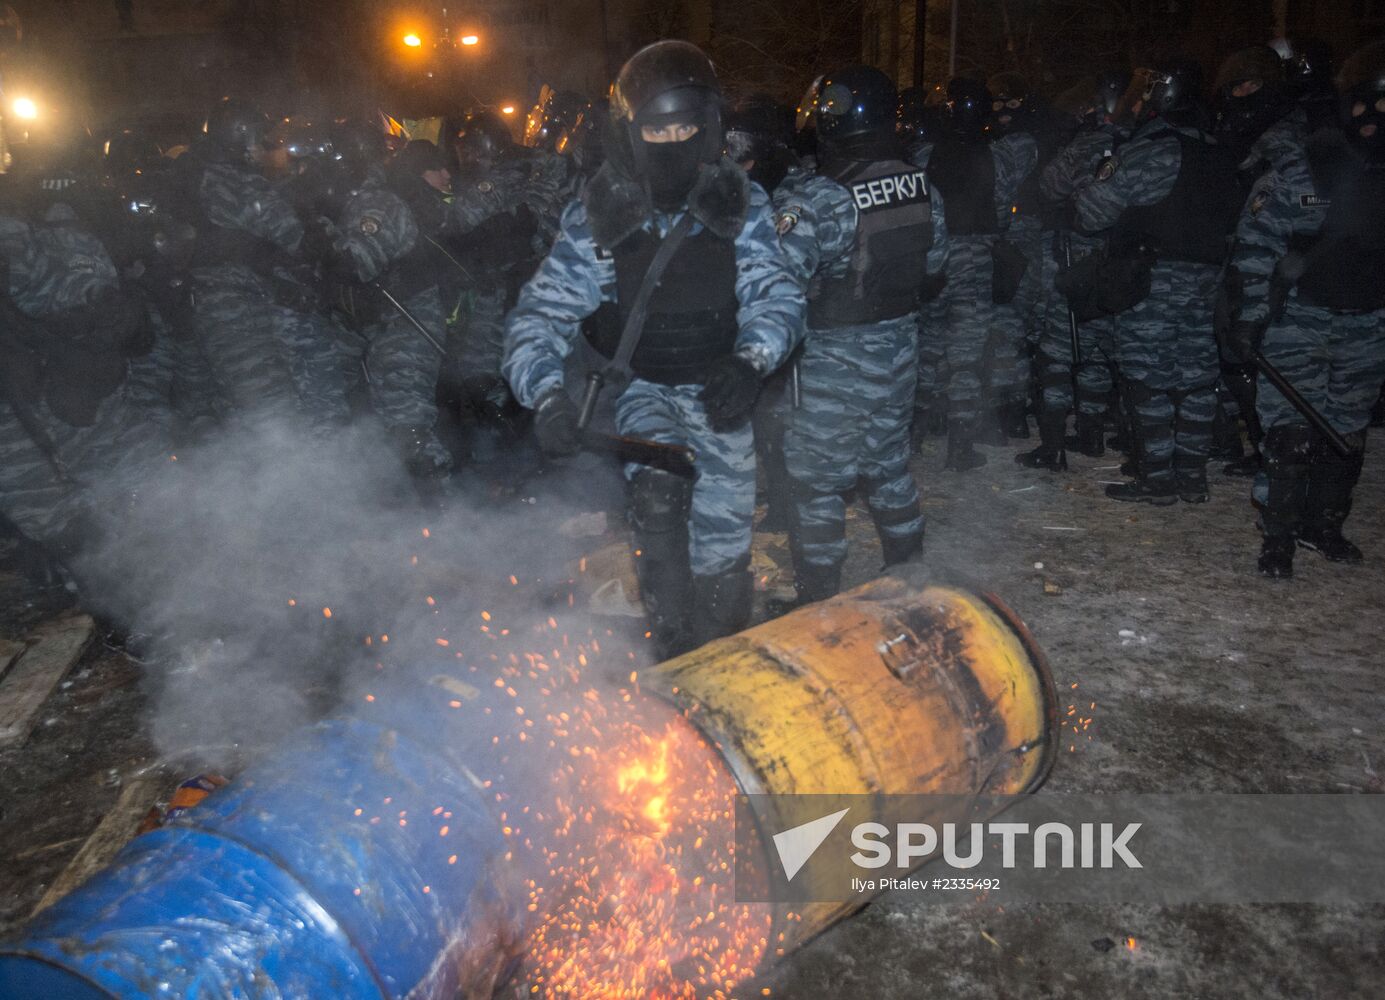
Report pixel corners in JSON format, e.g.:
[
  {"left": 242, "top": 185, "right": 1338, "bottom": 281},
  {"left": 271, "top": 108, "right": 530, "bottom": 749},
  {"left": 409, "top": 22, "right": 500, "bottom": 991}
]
[
  {"left": 1035, "top": 126, "right": 1122, "bottom": 427},
  {"left": 773, "top": 163, "right": 948, "bottom": 584},
  {"left": 188, "top": 158, "right": 334, "bottom": 429},
  {"left": 0, "top": 210, "right": 174, "bottom": 547},
  {"left": 503, "top": 177, "right": 802, "bottom": 579},
  {"left": 928, "top": 132, "right": 1038, "bottom": 426},
  {"left": 332, "top": 174, "right": 449, "bottom": 470},
  {"left": 1231, "top": 132, "right": 1385, "bottom": 555},
  {"left": 1075, "top": 120, "right": 1226, "bottom": 497}
]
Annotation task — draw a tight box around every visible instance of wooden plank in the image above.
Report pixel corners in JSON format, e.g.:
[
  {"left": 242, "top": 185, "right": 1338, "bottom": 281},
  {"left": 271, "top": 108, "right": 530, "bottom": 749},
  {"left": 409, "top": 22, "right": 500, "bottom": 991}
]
[
  {"left": 0, "top": 638, "right": 24, "bottom": 686},
  {"left": 0, "top": 613, "right": 95, "bottom": 749},
  {"left": 32, "top": 774, "right": 166, "bottom": 915}
]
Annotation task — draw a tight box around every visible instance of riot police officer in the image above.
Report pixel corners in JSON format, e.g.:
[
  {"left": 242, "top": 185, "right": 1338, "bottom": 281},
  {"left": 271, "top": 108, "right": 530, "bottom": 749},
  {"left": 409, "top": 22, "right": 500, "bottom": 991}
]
[
  {"left": 1226, "top": 40, "right": 1385, "bottom": 577},
  {"left": 774, "top": 65, "right": 948, "bottom": 604},
  {"left": 925, "top": 77, "right": 1038, "bottom": 469},
  {"left": 1075, "top": 58, "right": 1242, "bottom": 504},
  {"left": 503, "top": 41, "right": 802, "bottom": 656}
]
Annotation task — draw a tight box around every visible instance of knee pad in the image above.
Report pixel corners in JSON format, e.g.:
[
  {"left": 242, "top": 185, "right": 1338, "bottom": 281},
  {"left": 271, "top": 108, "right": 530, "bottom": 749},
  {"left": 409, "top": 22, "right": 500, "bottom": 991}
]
[
  {"left": 630, "top": 469, "right": 692, "bottom": 533},
  {"left": 1263, "top": 423, "right": 1315, "bottom": 475}
]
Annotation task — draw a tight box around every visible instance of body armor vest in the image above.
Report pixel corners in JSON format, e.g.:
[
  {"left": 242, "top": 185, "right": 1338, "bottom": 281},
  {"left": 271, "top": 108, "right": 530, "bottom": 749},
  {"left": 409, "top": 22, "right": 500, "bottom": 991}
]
[
  {"left": 808, "top": 158, "right": 936, "bottom": 328},
  {"left": 927, "top": 137, "right": 999, "bottom": 236},
  {"left": 1290, "top": 140, "right": 1385, "bottom": 312},
  {"left": 585, "top": 223, "right": 739, "bottom": 385},
  {"left": 1113, "top": 128, "right": 1242, "bottom": 264}
]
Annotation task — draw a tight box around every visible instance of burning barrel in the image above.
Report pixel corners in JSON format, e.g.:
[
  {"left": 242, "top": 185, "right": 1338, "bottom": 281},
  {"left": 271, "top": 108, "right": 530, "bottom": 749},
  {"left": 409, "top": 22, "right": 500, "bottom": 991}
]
[{"left": 0, "top": 573, "right": 1056, "bottom": 998}]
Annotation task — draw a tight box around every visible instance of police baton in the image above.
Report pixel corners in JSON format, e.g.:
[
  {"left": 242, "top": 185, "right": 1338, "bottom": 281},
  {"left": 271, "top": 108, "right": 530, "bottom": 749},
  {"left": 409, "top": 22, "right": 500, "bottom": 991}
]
[
  {"left": 374, "top": 284, "right": 448, "bottom": 357},
  {"left": 1252, "top": 351, "right": 1355, "bottom": 457},
  {"left": 1061, "top": 232, "right": 1083, "bottom": 367}
]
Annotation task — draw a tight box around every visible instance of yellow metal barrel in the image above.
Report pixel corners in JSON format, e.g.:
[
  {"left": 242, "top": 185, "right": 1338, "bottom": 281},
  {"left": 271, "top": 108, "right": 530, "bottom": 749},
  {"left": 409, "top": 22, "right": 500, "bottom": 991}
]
[{"left": 643, "top": 570, "right": 1059, "bottom": 955}]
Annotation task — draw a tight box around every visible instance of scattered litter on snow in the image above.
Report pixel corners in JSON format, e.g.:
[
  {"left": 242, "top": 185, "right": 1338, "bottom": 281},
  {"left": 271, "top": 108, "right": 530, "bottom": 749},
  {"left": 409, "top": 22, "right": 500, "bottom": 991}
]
[
  {"left": 1008, "top": 485, "right": 1036, "bottom": 493},
  {"left": 1033, "top": 562, "right": 1044, "bottom": 570},
  {"left": 1042, "top": 526, "right": 1082, "bottom": 532}
]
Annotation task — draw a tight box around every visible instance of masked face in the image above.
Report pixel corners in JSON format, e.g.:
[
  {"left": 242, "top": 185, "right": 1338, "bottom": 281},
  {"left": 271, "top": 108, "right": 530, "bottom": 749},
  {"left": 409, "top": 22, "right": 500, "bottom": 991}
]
[
  {"left": 1216, "top": 80, "right": 1284, "bottom": 159},
  {"left": 640, "top": 122, "right": 703, "bottom": 210},
  {"left": 1346, "top": 92, "right": 1385, "bottom": 160}
]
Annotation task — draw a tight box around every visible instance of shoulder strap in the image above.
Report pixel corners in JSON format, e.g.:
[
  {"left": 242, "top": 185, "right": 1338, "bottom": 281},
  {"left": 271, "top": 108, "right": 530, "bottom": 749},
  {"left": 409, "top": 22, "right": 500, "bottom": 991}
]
[{"left": 607, "top": 212, "right": 696, "bottom": 378}]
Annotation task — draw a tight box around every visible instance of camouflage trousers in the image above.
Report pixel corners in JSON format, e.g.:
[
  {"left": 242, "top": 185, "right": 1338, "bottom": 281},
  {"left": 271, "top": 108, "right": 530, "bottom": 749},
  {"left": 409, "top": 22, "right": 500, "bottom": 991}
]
[
  {"left": 0, "top": 358, "right": 175, "bottom": 544},
  {"left": 1256, "top": 298, "right": 1385, "bottom": 436},
  {"left": 272, "top": 305, "right": 352, "bottom": 430},
  {"left": 926, "top": 236, "right": 1027, "bottom": 422},
  {"left": 784, "top": 319, "right": 922, "bottom": 570},
  {"left": 1114, "top": 261, "right": 1220, "bottom": 480},
  {"left": 615, "top": 380, "right": 756, "bottom": 576},
  {"left": 190, "top": 271, "right": 304, "bottom": 428},
  {"left": 1008, "top": 215, "right": 1048, "bottom": 392},
  {"left": 339, "top": 286, "right": 449, "bottom": 467},
  {"left": 1037, "top": 234, "right": 1116, "bottom": 416}
]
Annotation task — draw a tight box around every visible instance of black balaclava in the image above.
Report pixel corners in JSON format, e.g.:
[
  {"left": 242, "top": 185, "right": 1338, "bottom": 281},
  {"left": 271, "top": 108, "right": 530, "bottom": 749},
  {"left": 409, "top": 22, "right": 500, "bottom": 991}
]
[{"left": 643, "top": 134, "right": 703, "bottom": 211}]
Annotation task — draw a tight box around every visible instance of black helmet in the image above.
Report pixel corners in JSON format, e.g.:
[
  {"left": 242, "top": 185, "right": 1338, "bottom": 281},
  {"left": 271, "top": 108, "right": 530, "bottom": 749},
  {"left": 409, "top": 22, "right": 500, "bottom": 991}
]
[
  {"left": 275, "top": 118, "right": 334, "bottom": 162},
  {"left": 1274, "top": 37, "right": 1335, "bottom": 98},
  {"left": 204, "top": 97, "right": 269, "bottom": 164},
  {"left": 1133, "top": 56, "right": 1203, "bottom": 122},
  {"left": 1213, "top": 47, "right": 1288, "bottom": 153},
  {"left": 454, "top": 109, "right": 515, "bottom": 170},
  {"left": 725, "top": 95, "right": 794, "bottom": 191},
  {"left": 524, "top": 88, "right": 590, "bottom": 151},
  {"left": 1337, "top": 40, "right": 1385, "bottom": 160},
  {"left": 808, "top": 64, "right": 897, "bottom": 145},
  {"left": 104, "top": 128, "right": 162, "bottom": 177},
  {"left": 724, "top": 96, "right": 791, "bottom": 162},
  {"left": 945, "top": 77, "right": 992, "bottom": 136},
  {"left": 610, "top": 40, "right": 723, "bottom": 166},
  {"left": 987, "top": 71, "right": 1034, "bottom": 134},
  {"left": 326, "top": 118, "right": 386, "bottom": 187}
]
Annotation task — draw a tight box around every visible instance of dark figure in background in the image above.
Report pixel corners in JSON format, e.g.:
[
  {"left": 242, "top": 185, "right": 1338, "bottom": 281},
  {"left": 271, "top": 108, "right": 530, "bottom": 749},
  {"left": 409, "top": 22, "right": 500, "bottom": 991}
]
[
  {"left": 725, "top": 95, "right": 798, "bottom": 532},
  {"left": 1212, "top": 46, "right": 1306, "bottom": 478},
  {"left": 1075, "top": 59, "right": 1242, "bottom": 505},
  {"left": 775, "top": 65, "right": 948, "bottom": 603},
  {"left": 317, "top": 124, "right": 452, "bottom": 478},
  {"left": 1017, "top": 68, "right": 1130, "bottom": 472},
  {"left": 1272, "top": 37, "right": 1339, "bottom": 134},
  {"left": 175, "top": 97, "right": 341, "bottom": 432},
  {"left": 987, "top": 70, "right": 1065, "bottom": 443},
  {"left": 503, "top": 41, "right": 802, "bottom": 656},
  {"left": 925, "top": 77, "right": 1037, "bottom": 470},
  {"left": 1226, "top": 41, "right": 1385, "bottom": 578}
]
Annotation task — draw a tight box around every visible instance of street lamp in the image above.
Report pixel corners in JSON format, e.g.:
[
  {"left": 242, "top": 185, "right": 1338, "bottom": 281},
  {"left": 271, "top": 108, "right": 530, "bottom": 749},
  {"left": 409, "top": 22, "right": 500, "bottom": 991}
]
[
  {"left": 402, "top": 32, "right": 422, "bottom": 48},
  {"left": 500, "top": 105, "right": 515, "bottom": 115},
  {"left": 11, "top": 96, "right": 37, "bottom": 120},
  {"left": 460, "top": 34, "right": 479, "bottom": 46}
]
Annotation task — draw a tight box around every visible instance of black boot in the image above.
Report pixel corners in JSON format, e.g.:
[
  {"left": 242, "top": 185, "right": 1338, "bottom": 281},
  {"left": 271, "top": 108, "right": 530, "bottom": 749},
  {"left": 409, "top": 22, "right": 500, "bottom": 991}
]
[
  {"left": 945, "top": 419, "right": 987, "bottom": 471},
  {"left": 974, "top": 405, "right": 1008, "bottom": 445},
  {"left": 1370, "top": 382, "right": 1385, "bottom": 428},
  {"left": 1299, "top": 435, "right": 1366, "bottom": 564},
  {"left": 1003, "top": 400, "right": 1031, "bottom": 439},
  {"left": 1016, "top": 406, "right": 1068, "bottom": 471},
  {"left": 865, "top": 488, "right": 925, "bottom": 568},
  {"left": 1258, "top": 424, "right": 1313, "bottom": 579},
  {"left": 1067, "top": 411, "right": 1106, "bottom": 458},
  {"left": 630, "top": 469, "right": 695, "bottom": 657},
  {"left": 1106, "top": 435, "right": 1176, "bottom": 505},
  {"left": 1174, "top": 453, "right": 1210, "bottom": 504},
  {"left": 1209, "top": 389, "right": 1244, "bottom": 461},
  {"left": 794, "top": 559, "right": 843, "bottom": 605},
  {"left": 689, "top": 558, "right": 754, "bottom": 649}
]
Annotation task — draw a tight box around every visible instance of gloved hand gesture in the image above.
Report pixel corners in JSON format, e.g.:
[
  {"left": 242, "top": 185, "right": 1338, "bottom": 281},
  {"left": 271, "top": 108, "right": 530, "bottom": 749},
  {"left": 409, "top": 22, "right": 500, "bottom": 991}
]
[
  {"left": 698, "top": 356, "right": 761, "bottom": 431},
  {"left": 533, "top": 388, "right": 582, "bottom": 457}
]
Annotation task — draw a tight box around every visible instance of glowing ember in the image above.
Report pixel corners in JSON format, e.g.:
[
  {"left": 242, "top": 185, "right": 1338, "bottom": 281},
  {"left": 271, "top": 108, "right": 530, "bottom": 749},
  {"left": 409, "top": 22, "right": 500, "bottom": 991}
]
[{"left": 472, "top": 635, "right": 771, "bottom": 998}]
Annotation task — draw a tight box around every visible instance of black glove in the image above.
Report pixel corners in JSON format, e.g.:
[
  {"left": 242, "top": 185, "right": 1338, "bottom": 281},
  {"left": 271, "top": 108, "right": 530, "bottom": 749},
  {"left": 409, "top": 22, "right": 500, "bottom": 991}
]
[
  {"left": 698, "top": 356, "right": 762, "bottom": 431},
  {"left": 532, "top": 388, "right": 582, "bottom": 457},
  {"left": 1223, "top": 319, "right": 1265, "bottom": 367}
]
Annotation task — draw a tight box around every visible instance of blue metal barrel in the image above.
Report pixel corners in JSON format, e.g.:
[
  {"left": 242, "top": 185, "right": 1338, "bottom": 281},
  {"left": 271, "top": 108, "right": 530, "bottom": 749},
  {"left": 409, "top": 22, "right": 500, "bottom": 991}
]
[{"left": 0, "top": 714, "right": 521, "bottom": 999}]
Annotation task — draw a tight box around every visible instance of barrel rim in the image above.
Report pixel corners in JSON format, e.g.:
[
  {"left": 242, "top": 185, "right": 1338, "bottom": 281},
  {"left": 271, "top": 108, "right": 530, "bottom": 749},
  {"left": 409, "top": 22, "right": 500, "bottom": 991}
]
[{"left": 0, "top": 951, "right": 116, "bottom": 1000}]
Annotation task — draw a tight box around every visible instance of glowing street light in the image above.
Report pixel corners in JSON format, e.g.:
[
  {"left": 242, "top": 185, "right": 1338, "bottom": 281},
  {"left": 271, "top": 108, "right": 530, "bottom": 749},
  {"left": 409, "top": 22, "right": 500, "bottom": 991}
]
[
  {"left": 460, "top": 34, "right": 479, "bottom": 46},
  {"left": 402, "top": 32, "right": 422, "bottom": 47},
  {"left": 500, "top": 105, "right": 515, "bottom": 115},
  {"left": 11, "top": 96, "right": 37, "bottom": 120}
]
